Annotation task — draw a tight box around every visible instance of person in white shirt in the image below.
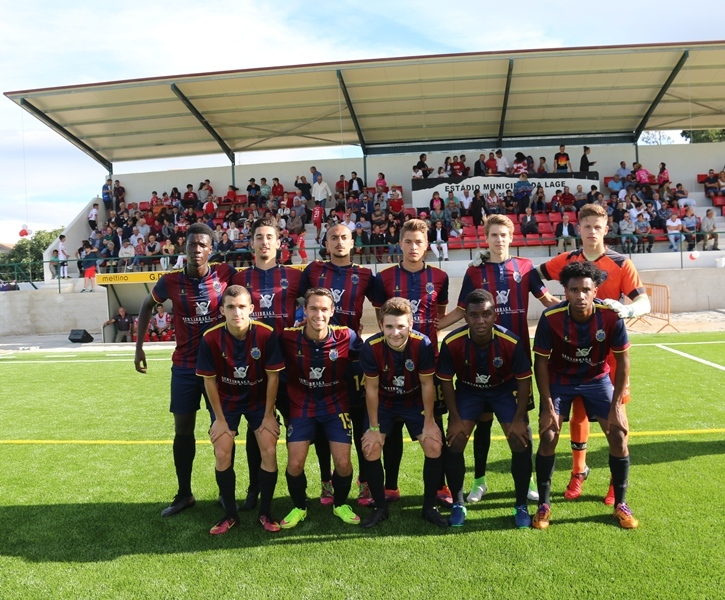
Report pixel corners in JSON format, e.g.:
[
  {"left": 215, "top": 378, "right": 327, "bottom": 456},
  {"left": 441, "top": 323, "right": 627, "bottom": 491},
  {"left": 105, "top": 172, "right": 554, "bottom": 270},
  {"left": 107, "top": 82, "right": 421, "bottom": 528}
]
[
  {"left": 666, "top": 213, "right": 682, "bottom": 251},
  {"left": 700, "top": 208, "right": 720, "bottom": 251},
  {"left": 58, "top": 234, "right": 70, "bottom": 278},
  {"left": 495, "top": 150, "right": 510, "bottom": 175},
  {"left": 459, "top": 189, "right": 473, "bottom": 216},
  {"left": 312, "top": 175, "right": 333, "bottom": 211}
]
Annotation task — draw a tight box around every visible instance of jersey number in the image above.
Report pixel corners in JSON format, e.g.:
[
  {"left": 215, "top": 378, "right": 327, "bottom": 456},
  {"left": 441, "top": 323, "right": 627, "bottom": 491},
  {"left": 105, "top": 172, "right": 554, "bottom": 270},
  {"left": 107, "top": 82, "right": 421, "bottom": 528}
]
[{"left": 338, "top": 412, "right": 352, "bottom": 430}]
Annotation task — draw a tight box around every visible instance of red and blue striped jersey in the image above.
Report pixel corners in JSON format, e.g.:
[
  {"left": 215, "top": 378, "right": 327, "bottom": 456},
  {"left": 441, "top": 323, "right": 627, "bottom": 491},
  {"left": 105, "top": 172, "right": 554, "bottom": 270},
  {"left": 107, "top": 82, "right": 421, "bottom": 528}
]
[
  {"left": 533, "top": 300, "right": 629, "bottom": 385},
  {"left": 196, "top": 320, "right": 285, "bottom": 413},
  {"left": 280, "top": 325, "right": 363, "bottom": 418},
  {"left": 231, "top": 265, "right": 302, "bottom": 335},
  {"left": 457, "top": 257, "right": 547, "bottom": 347},
  {"left": 372, "top": 263, "right": 449, "bottom": 347},
  {"left": 300, "top": 261, "right": 374, "bottom": 332},
  {"left": 151, "top": 262, "right": 236, "bottom": 368},
  {"left": 360, "top": 331, "right": 435, "bottom": 410},
  {"left": 437, "top": 324, "right": 531, "bottom": 395}
]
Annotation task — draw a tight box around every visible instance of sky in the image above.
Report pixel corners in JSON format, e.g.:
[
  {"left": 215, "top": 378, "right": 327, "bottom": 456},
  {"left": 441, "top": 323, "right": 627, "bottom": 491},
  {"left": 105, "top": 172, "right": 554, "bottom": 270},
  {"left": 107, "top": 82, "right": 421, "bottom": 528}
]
[{"left": 1, "top": 0, "right": 721, "bottom": 245}]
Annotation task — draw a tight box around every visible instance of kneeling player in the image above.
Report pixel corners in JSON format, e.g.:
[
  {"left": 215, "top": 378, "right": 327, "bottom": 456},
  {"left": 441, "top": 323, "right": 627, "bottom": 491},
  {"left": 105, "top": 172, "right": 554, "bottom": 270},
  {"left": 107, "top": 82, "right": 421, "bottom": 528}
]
[
  {"left": 532, "top": 262, "right": 638, "bottom": 529},
  {"left": 196, "top": 285, "right": 284, "bottom": 534},
  {"left": 278, "top": 288, "right": 362, "bottom": 528},
  {"left": 438, "top": 290, "right": 534, "bottom": 528},
  {"left": 359, "top": 298, "right": 447, "bottom": 528}
]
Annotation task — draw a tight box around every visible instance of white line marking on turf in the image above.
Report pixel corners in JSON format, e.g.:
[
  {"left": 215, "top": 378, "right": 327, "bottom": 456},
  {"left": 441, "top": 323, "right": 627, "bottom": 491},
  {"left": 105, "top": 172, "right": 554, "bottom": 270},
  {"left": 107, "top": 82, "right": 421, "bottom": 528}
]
[
  {"left": 655, "top": 344, "right": 725, "bottom": 372},
  {"left": 632, "top": 341, "right": 725, "bottom": 347},
  {"left": 0, "top": 358, "right": 170, "bottom": 365}
]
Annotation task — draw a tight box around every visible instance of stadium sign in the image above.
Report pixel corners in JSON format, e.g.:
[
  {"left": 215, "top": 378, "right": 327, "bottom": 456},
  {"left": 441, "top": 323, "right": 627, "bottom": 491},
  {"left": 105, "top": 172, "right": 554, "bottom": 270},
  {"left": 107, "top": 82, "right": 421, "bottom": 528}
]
[{"left": 97, "top": 272, "right": 168, "bottom": 285}]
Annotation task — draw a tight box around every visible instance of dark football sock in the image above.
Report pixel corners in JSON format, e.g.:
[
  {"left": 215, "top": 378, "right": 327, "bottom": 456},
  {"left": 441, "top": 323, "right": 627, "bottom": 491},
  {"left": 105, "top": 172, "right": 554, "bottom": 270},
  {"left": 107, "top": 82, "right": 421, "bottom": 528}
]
[
  {"left": 445, "top": 450, "right": 466, "bottom": 502},
  {"left": 215, "top": 467, "right": 238, "bottom": 521},
  {"left": 609, "top": 454, "right": 630, "bottom": 506},
  {"left": 314, "top": 429, "right": 332, "bottom": 482},
  {"left": 286, "top": 470, "right": 307, "bottom": 510},
  {"left": 258, "top": 468, "right": 278, "bottom": 518},
  {"left": 383, "top": 421, "right": 404, "bottom": 489},
  {"left": 173, "top": 433, "right": 195, "bottom": 497},
  {"left": 245, "top": 427, "right": 261, "bottom": 493},
  {"left": 332, "top": 471, "right": 353, "bottom": 508},
  {"left": 423, "top": 455, "right": 444, "bottom": 510},
  {"left": 512, "top": 448, "right": 533, "bottom": 506},
  {"left": 535, "top": 453, "right": 556, "bottom": 506},
  {"left": 366, "top": 458, "right": 386, "bottom": 508},
  {"left": 473, "top": 420, "right": 493, "bottom": 479},
  {"left": 350, "top": 405, "right": 367, "bottom": 482}
]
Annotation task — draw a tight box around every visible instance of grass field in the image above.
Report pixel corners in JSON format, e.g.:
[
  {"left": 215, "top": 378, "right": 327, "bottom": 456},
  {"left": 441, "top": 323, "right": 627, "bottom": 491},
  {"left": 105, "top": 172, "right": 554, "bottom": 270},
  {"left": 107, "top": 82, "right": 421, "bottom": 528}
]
[{"left": 1, "top": 331, "right": 724, "bottom": 599}]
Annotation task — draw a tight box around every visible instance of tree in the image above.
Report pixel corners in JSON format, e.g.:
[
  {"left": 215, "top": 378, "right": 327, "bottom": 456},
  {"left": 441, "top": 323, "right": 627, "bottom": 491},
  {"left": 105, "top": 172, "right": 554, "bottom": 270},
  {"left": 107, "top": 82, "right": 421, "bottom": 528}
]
[
  {"left": 1, "top": 228, "right": 65, "bottom": 281},
  {"left": 680, "top": 129, "right": 725, "bottom": 143},
  {"left": 639, "top": 131, "right": 675, "bottom": 145}
]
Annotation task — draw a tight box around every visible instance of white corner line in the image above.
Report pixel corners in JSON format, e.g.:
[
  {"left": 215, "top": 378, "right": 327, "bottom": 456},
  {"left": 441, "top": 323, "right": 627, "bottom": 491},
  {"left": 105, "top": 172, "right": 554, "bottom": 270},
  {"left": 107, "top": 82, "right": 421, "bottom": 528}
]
[{"left": 655, "top": 344, "right": 725, "bottom": 372}]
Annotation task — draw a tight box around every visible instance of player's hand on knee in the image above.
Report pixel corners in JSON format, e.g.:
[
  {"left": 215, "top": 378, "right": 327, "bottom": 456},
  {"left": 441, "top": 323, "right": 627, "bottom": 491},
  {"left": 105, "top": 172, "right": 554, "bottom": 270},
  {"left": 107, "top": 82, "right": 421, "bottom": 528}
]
[
  {"left": 445, "top": 417, "right": 465, "bottom": 446},
  {"left": 539, "top": 408, "right": 560, "bottom": 436},
  {"left": 507, "top": 417, "right": 530, "bottom": 450},
  {"left": 258, "top": 415, "right": 280, "bottom": 438},
  {"left": 209, "top": 419, "right": 232, "bottom": 443},
  {"left": 607, "top": 405, "right": 629, "bottom": 435},
  {"left": 421, "top": 421, "right": 443, "bottom": 446}
]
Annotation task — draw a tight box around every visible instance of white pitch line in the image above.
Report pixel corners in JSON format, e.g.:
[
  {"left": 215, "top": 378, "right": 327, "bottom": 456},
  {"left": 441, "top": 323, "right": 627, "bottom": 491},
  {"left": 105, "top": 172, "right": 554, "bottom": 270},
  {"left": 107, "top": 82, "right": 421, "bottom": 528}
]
[
  {"left": 632, "top": 340, "right": 725, "bottom": 347},
  {"left": 0, "top": 358, "right": 170, "bottom": 365},
  {"left": 655, "top": 344, "right": 725, "bottom": 372}
]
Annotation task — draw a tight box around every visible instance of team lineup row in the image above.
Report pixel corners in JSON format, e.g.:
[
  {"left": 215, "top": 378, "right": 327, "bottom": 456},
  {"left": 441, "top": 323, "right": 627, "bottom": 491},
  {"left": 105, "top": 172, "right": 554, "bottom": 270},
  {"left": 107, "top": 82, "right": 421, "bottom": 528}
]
[{"left": 134, "top": 206, "right": 649, "bottom": 533}]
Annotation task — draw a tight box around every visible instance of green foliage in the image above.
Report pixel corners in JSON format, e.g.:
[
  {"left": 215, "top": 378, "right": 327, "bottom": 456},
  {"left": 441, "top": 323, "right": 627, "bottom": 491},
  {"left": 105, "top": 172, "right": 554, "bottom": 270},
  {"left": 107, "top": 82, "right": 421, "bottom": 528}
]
[
  {"left": 680, "top": 129, "right": 725, "bottom": 143},
  {"left": 4, "top": 228, "right": 65, "bottom": 265}
]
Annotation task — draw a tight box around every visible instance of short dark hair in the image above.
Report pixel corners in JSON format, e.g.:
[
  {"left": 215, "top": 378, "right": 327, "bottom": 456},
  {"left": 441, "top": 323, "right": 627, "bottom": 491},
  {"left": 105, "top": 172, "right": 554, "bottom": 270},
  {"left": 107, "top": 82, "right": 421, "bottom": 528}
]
[
  {"left": 251, "top": 217, "right": 278, "bottom": 238},
  {"left": 186, "top": 222, "right": 214, "bottom": 245},
  {"left": 560, "top": 261, "right": 604, "bottom": 287},
  {"left": 304, "top": 287, "right": 334, "bottom": 307},
  {"left": 464, "top": 289, "right": 494, "bottom": 310},
  {"left": 222, "top": 284, "right": 251, "bottom": 303}
]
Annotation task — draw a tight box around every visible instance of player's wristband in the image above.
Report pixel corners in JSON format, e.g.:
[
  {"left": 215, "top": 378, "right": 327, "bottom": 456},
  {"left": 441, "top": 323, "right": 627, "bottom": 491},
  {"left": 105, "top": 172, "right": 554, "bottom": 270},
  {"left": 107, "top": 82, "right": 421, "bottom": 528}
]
[{"left": 368, "top": 426, "right": 380, "bottom": 432}]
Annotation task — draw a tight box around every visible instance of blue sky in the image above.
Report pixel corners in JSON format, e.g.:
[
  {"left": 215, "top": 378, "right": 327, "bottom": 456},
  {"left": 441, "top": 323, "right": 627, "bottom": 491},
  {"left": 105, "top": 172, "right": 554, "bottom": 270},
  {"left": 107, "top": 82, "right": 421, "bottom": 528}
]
[{"left": 1, "top": 0, "right": 721, "bottom": 243}]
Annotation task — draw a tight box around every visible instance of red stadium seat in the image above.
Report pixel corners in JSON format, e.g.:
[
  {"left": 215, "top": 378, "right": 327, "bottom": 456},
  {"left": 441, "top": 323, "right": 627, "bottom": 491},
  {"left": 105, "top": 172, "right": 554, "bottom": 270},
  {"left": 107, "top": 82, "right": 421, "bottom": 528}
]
[
  {"left": 139, "top": 202, "right": 150, "bottom": 211},
  {"left": 462, "top": 226, "right": 477, "bottom": 238},
  {"left": 712, "top": 195, "right": 725, "bottom": 207},
  {"left": 511, "top": 235, "right": 526, "bottom": 247},
  {"left": 404, "top": 207, "right": 418, "bottom": 218},
  {"left": 476, "top": 226, "right": 487, "bottom": 237},
  {"left": 447, "top": 237, "right": 464, "bottom": 249},
  {"left": 535, "top": 213, "right": 549, "bottom": 223},
  {"left": 549, "top": 212, "right": 562, "bottom": 223},
  {"left": 461, "top": 216, "right": 474, "bottom": 227}
]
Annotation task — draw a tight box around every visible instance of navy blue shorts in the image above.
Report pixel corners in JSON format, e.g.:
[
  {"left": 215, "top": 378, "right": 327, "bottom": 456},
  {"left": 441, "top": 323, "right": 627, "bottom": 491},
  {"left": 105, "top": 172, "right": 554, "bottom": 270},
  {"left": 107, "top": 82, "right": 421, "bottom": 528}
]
[
  {"left": 457, "top": 383, "right": 519, "bottom": 424},
  {"left": 367, "top": 405, "right": 426, "bottom": 442},
  {"left": 550, "top": 378, "right": 613, "bottom": 422},
  {"left": 286, "top": 412, "right": 353, "bottom": 444},
  {"left": 345, "top": 362, "right": 367, "bottom": 410},
  {"left": 170, "top": 365, "right": 209, "bottom": 414},
  {"left": 210, "top": 405, "right": 265, "bottom": 434},
  {"left": 275, "top": 380, "right": 291, "bottom": 421}
]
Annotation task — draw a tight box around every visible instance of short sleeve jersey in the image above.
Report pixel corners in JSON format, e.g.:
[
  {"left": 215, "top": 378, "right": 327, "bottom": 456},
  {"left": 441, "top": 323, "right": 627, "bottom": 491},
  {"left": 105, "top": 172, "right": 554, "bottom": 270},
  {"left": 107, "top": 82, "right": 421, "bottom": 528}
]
[
  {"left": 437, "top": 324, "right": 532, "bottom": 398},
  {"left": 554, "top": 152, "right": 570, "bottom": 170},
  {"left": 152, "top": 312, "right": 172, "bottom": 331},
  {"left": 231, "top": 265, "right": 302, "bottom": 335},
  {"left": 457, "top": 257, "right": 547, "bottom": 346},
  {"left": 279, "top": 325, "right": 363, "bottom": 418},
  {"left": 373, "top": 263, "right": 449, "bottom": 347},
  {"left": 151, "top": 262, "right": 236, "bottom": 368},
  {"left": 300, "top": 261, "right": 375, "bottom": 332},
  {"left": 533, "top": 300, "right": 629, "bottom": 385},
  {"left": 539, "top": 247, "right": 645, "bottom": 302},
  {"left": 360, "top": 331, "right": 435, "bottom": 410},
  {"left": 196, "top": 321, "right": 285, "bottom": 414}
]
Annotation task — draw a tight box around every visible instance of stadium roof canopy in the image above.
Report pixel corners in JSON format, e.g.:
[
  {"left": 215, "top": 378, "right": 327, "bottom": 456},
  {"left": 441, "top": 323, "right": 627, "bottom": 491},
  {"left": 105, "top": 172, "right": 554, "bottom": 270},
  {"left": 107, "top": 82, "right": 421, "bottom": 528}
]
[{"left": 6, "top": 41, "right": 725, "bottom": 172}]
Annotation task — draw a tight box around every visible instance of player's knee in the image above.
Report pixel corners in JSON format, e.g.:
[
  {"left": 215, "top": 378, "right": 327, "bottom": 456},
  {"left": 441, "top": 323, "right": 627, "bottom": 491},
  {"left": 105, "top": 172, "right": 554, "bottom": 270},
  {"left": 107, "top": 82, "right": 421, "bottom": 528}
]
[
  {"left": 174, "top": 413, "right": 196, "bottom": 436},
  {"left": 507, "top": 434, "right": 530, "bottom": 454},
  {"left": 333, "top": 458, "right": 352, "bottom": 477},
  {"left": 363, "top": 445, "right": 382, "bottom": 462},
  {"left": 422, "top": 438, "right": 442, "bottom": 459},
  {"left": 447, "top": 432, "right": 468, "bottom": 454},
  {"left": 538, "top": 429, "right": 558, "bottom": 450},
  {"left": 608, "top": 430, "right": 627, "bottom": 455}
]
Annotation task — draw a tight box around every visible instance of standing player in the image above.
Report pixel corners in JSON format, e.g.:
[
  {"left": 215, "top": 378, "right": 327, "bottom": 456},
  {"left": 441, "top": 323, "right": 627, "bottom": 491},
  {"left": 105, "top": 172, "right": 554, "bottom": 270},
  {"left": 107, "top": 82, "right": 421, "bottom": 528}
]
[
  {"left": 196, "top": 285, "right": 284, "bottom": 534},
  {"left": 538, "top": 203, "right": 650, "bottom": 504},
  {"left": 278, "top": 288, "right": 362, "bottom": 529},
  {"left": 300, "top": 223, "right": 376, "bottom": 506},
  {"left": 135, "top": 222, "right": 235, "bottom": 517},
  {"left": 438, "top": 214, "right": 557, "bottom": 503},
  {"left": 532, "top": 262, "right": 638, "bottom": 529},
  {"left": 438, "top": 290, "right": 534, "bottom": 528},
  {"left": 231, "top": 217, "right": 302, "bottom": 510},
  {"left": 372, "top": 218, "right": 449, "bottom": 504},
  {"left": 359, "top": 298, "right": 447, "bottom": 528}
]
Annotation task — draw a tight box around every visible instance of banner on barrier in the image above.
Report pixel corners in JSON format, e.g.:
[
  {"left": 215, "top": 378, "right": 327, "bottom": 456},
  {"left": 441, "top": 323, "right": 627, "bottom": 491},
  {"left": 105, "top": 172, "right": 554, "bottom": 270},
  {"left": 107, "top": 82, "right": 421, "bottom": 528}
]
[
  {"left": 410, "top": 174, "right": 599, "bottom": 209},
  {"left": 97, "top": 271, "right": 168, "bottom": 285}
]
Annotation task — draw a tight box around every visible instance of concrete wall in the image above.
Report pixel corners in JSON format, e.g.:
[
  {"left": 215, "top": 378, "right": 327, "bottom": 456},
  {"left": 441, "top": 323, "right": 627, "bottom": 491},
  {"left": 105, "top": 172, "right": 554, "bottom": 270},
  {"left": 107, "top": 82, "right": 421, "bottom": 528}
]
[{"left": 0, "top": 286, "right": 107, "bottom": 336}]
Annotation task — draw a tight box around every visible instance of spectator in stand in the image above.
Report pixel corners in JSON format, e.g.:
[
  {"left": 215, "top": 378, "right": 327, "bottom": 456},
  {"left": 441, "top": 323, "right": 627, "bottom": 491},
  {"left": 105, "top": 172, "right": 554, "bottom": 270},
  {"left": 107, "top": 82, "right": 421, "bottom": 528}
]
[
  {"left": 79, "top": 241, "right": 98, "bottom": 292},
  {"left": 718, "top": 170, "right": 725, "bottom": 195},
  {"left": 553, "top": 145, "right": 572, "bottom": 173},
  {"left": 114, "top": 180, "right": 126, "bottom": 212},
  {"left": 216, "top": 232, "right": 235, "bottom": 263},
  {"left": 375, "top": 173, "right": 387, "bottom": 188},
  {"left": 486, "top": 188, "right": 506, "bottom": 216},
  {"left": 681, "top": 206, "right": 699, "bottom": 251},
  {"left": 485, "top": 151, "right": 498, "bottom": 175},
  {"left": 197, "top": 182, "right": 210, "bottom": 209},
  {"left": 633, "top": 162, "right": 651, "bottom": 187},
  {"left": 549, "top": 189, "right": 564, "bottom": 214},
  {"left": 259, "top": 178, "right": 271, "bottom": 200},
  {"left": 417, "top": 154, "right": 434, "bottom": 178},
  {"left": 104, "top": 306, "right": 134, "bottom": 343},
  {"left": 458, "top": 189, "right": 473, "bottom": 216},
  {"left": 385, "top": 223, "right": 401, "bottom": 263},
  {"left": 131, "top": 237, "right": 147, "bottom": 271},
  {"left": 442, "top": 157, "right": 453, "bottom": 176},
  {"left": 700, "top": 208, "right": 720, "bottom": 251},
  {"left": 634, "top": 213, "right": 654, "bottom": 253},
  {"left": 579, "top": 146, "right": 596, "bottom": 172},
  {"left": 585, "top": 185, "right": 599, "bottom": 204},
  {"left": 537, "top": 156, "right": 550, "bottom": 174},
  {"left": 555, "top": 213, "right": 577, "bottom": 253},
  {"left": 100, "top": 241, "right": 118, "bottom": 273},
  {"left": 608, "top": 174, "right": 624, "bottom": 194},
  {"left": 246, "top": 178, "right": 261, "bottom": 202},
  {"left": 88, "top": 203, "right": 100, "bottom": 232},
  {"left": 145, "top": 234, "right": 161, "bottom": 267},
  {"left": 532, "top": 187, "right": 546, "bottom": 213},
  {"left": 352, "top": 223, "right": 371, "bottom": 264},
  {"left": 460, "top": 155, "right": 471, "bottom": 177},
  {"left": 118, "top": 239, "right": 135, "bottom": 270},
  {"left": 526, "top": 155, "right": 536, "bottom": 174},
  {"left": 702, "top": 169, "right": 719, "bottom": 198},
  {"left": 270, "top": 177, "right": 284, "bottom": 200},
  {"left": 414, "top": 165, "right": 426, "bottom": 179},
  {"left": 666, "top": 212, "right": 683, "bottom": 251},
  {"left": 429, "top": 202, "right": 448, "bottom": 229},
  {"left": 451, "top": 156, "right": 465, "bottom": 177},
  {"left": 169, "top": 186, "right": 181, "bottom": 207},
  {"left": 657, "top": 163, "right": 670, "bottom": 189},
  {"left": 617, "top": 161, "right": 631, "bottom": 180},
  {"left": 370, "top": 224, "right": 386, "bottom": 263},
  {"left": 619, "top": 213, "right": 637, "bottom": 254},
  {"left": 604, "top": 215, "right": 620, "bottom": 247},
  {"left": 182, "top": 184, "right": 198, "bottom": 209},
  {"left": 224, "top": 185, "right": 239, "bottom": 204},
  {"left": 512, "top": 152, "right": 528, "bottom": 175},
  {"left": 561, "top": 186, "right": 576, "bottom": 212},
  {"left": 102, "top": 179, "right": 114, "bottom": 212},
  {"left": 520, "top": 207, "right": 539, "bottom": 238},
  {"left": 160, "top": 238, "right": 175, "bottom": 270},
  {"left": 287, "top": 209, "right": 304, "bottom": 236},
  {"left": 309, "top": 166, "right": 322, "bottom": 184},
  {"left": 513, "top": 173, "right": 533, "bottom": 214},
  {"left": 474, "top": 154, "right": 487, "bottom": 176},
  {"left": 450, "top": 213, "right": 464, "bottom": 238},
  {"left": 293, "top": 175, "right": 312, "bottom": 203},
  {"left": 312, "top": 200, "right": 325, "bottom": 243},
  {"left": 428, "top": 220, "right": 449, "bottom": 261},
  {"left": 336, "top": 175, "right": 349, "bottom": 196},
  {"left": 343, "top": 172, "right": 361, "bottom": 197},
  {"left": 655, "top": 200, "right": 673, "bottom": 229},
  {"left": 49, "top": 249, "right": 60, "bottom": 278},
  {"left": 495, "top": 149, "right": 510, "bottom": 175},
  {"left": 312, "top": 174, "right": 333, "bottom": 212},
  {"left": 389, "top": 193, "right": 404, "bottom": 223},
  {"left": 471, "top": 190, "right": 485, "bottom": 226}
]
